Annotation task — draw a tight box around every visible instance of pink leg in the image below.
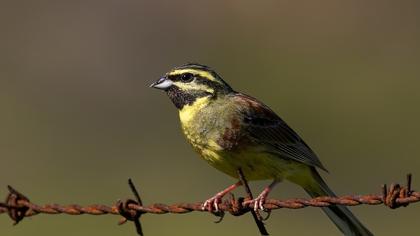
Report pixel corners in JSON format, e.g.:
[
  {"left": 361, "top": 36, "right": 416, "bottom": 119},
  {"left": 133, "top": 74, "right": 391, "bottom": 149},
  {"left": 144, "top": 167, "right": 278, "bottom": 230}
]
[
  {"left": 247, "top": 180, "right": 279, "bottom": 211},
  {"left": 202, "top": 181, "right": 243, "bottom": 212}
]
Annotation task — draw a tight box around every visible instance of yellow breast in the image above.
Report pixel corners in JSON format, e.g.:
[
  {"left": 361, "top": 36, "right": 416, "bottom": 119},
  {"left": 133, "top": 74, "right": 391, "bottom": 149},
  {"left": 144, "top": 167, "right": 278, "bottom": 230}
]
[
  {"left": 179, "top": 96, "right": 209, "bottom": 124},
  {"left": 178, "top": 95, "right": 300, "bottom": 181},
  {"left": 179, "top": 96, "right": 224, "bottom": 160}
]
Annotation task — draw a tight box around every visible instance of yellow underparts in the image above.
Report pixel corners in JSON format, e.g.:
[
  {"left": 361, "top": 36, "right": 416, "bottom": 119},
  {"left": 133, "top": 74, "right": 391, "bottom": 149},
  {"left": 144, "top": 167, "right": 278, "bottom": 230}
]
[
  {"left": 179, "top": 96, "right": 211, "bottom": 124},
  {"left": 179, "top": 96, "right": 314, "bottom": 184}
]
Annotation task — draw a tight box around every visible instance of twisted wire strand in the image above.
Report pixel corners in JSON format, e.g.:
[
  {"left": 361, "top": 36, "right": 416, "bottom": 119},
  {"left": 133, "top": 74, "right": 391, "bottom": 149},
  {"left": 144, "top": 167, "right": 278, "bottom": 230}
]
[
  {"left": 0, "top": 174, "right": 418, "bottom": 235},
  {"left": 1, "top": 191, "right": 419, "bottom": 217}
]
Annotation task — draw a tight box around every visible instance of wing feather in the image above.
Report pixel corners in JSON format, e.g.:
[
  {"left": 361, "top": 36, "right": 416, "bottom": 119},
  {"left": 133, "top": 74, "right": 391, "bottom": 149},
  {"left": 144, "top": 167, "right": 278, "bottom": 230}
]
[{"left": 233, "top": 93, "right": 327, "bottom": 171}]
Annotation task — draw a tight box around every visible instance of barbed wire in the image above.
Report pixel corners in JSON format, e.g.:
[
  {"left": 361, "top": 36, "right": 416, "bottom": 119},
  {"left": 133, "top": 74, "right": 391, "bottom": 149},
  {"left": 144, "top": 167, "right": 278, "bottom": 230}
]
[{"left": 1, "top": 173, "right": 418, "bottom": 236}]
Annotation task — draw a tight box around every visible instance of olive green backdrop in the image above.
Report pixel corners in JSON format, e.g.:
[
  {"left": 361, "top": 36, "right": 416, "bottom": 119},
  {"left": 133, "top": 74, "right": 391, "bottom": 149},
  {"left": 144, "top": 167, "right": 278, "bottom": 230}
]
[{"left": 1, "top": 1, "right": 419, "bottom": 235}]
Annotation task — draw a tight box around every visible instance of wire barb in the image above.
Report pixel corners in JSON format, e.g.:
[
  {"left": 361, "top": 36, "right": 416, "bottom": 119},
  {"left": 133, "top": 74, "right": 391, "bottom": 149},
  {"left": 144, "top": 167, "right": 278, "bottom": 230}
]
[
  {"left": 117, "top": 179, "right": 144, "bottom": 236},
  {"left": 4, "top": 186, "right": 30, "bottom": 225},
  {"left": 1, "top": 174, "right": 419, "bottom": 235},
  {"left": 237, "top": 168, "right": 269, "bottom": 235},
  {"left": 382, "top": 173, "right": 413, "bottom": 209}
]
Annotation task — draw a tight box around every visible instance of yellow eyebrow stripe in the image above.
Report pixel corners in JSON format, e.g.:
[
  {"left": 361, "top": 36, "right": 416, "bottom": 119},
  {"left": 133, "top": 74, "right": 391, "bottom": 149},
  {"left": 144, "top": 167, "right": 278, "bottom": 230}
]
[
  {"left": 169, "top": 69, "right": 217, "bottom": 81},
  {"left": 173, "top": 81, "right": 214, "bottom": 94}
]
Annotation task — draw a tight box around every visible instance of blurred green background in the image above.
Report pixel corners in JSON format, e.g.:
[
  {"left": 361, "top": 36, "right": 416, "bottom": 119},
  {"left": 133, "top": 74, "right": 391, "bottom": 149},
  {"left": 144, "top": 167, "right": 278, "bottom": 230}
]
[{"left": 1, "top": 1, "right": 419, "bottom": 235}]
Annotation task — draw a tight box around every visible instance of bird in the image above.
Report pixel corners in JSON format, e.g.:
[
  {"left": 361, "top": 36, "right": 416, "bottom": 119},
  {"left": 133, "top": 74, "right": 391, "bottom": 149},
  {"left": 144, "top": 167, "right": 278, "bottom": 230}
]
[{"left": 150, "top": 63, "right": 373, "bottom": 236}]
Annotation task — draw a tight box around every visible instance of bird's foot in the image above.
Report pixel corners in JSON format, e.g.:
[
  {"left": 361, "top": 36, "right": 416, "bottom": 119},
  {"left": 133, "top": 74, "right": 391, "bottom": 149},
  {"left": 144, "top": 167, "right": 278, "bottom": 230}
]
[
  {"left": 245, "top": 180, "right": 279, "bottom": 211},
  {"left": 247, "top": 190, "right": 270, "bottom": 211},
  {"left": 202, "top": 193, "right": 224, "bottom": 212},
  {"left": 201, "top": 181, "right": 242, "bottom": 212}
]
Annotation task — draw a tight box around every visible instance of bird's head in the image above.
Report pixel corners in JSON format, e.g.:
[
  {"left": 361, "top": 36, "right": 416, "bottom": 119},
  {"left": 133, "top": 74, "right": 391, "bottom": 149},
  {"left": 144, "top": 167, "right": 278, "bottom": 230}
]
[{"left": 150, "top": 63, "right": 234, "bottom": 109}]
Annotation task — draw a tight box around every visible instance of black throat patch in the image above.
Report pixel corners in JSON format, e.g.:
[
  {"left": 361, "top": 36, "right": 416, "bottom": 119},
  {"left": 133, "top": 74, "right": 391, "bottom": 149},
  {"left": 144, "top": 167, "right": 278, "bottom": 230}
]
[{"left": 166, "top": 86, "right": 212, "bottom": 109}]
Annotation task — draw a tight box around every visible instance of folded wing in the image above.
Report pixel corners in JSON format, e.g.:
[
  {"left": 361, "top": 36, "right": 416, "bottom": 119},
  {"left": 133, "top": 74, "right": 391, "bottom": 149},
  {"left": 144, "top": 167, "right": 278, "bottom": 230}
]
[{"left": 233, "top": 93, "right": 327, "bottom": 172}]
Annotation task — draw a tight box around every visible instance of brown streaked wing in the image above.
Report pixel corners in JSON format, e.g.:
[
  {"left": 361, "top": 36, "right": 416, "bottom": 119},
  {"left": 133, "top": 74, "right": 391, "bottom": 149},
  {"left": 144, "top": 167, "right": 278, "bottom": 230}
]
[{"left": 232, "top": 93, "right": 328, "bottom": 172}]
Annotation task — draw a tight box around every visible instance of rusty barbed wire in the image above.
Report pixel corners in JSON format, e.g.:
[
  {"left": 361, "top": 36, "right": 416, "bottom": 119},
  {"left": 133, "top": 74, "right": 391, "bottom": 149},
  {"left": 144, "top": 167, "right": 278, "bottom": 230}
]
[{"left": 1, "top": 174, "right": 419, "bottom": 236}]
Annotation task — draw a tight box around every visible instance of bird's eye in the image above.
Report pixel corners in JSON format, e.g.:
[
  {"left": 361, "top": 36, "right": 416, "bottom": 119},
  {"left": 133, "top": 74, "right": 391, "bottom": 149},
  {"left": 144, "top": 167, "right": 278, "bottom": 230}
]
[{"left": 180, "top": 73, "right": 194, "bottom": 82}]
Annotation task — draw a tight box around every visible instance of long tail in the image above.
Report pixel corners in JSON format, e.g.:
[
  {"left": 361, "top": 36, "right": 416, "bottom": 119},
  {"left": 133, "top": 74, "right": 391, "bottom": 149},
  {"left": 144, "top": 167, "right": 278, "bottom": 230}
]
[{"left": 298, "top": 168, "right": 373, "bottom": 236}]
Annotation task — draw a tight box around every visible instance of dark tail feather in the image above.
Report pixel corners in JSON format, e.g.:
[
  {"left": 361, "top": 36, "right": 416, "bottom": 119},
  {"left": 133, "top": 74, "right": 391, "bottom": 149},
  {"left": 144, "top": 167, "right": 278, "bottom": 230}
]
[{"left": 303, "top": 169, "right": 373, "bottom": 236}]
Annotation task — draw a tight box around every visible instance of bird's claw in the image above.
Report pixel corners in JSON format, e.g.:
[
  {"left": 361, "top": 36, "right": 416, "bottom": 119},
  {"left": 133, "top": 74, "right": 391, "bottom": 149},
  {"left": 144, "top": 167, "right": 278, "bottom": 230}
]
[
  {"left": 202, "top": 194, "right": 223, "bottom": 212},
  {"left": 246, "top": 193, "right": 268, "bottom": 211}
]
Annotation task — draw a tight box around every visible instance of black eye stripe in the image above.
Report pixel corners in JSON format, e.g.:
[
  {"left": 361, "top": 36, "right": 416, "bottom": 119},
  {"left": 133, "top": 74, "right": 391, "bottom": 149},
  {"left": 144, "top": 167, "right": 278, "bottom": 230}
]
[
  {"left": 194, "top": 76, "right": 213, "bottom": 84},
  {"left": 180, "top": 73, "right": 194, "bottom": 82},
  {"left": 168, "top": 73, "right": 211, "bottom": 83},
  {"left": 194, "top": 76, "right": 226, "bottom": 90},
  {"left": 167, "top": 74, "right": 179, "bottom": 80},
  {"left": 167, "top": 72, "right": 233, "bottom": 93},
  {"left": 168, "top": 73, "right": 195, "bottom": 82}
]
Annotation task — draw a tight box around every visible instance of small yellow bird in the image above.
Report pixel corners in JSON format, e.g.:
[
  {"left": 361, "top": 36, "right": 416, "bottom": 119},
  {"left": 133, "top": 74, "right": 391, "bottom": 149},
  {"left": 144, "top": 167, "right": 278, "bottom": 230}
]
[{"left": 150, "top": 63, "right": 373, "bottom": 236}]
